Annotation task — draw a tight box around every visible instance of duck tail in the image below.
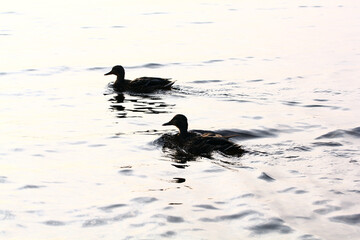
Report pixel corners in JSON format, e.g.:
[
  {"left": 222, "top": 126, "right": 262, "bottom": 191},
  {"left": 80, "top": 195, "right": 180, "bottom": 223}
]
[{"left": 164, "top": 80, "right": 175, "bottom": 89}]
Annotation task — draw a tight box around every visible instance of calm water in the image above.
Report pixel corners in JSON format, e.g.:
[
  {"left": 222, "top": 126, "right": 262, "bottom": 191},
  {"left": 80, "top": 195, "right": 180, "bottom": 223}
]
[{"left": 1, "top": 1, "right": 360, "bottom": 239}]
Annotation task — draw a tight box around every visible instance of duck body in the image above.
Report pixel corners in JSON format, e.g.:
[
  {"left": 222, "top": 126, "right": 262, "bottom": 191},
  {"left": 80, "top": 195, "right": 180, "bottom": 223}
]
[
  {"left": 105, "top": 65, "right": 174, "bottom": 93},
  {"left": 159, "top": 114, "right": 245, "bottom": 157}
]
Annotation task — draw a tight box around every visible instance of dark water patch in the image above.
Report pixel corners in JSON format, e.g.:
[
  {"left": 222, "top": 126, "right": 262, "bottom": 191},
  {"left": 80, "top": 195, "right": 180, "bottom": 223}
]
[
  {"left": 43, "top": 220, "right": 66, "bottom": 226},
  {"left": 131, "top": 197, "right": 158, "bottom": 204},
  {"left": 142, "top": 63, "right": 164, "bottom": 69},
  {"left": 83, "top": 211, "right": 138, "bottom": 227},
  {"left": 161, "top": 231, "right": 176, "bottom": 237},
  {"left": 171, "top": 164, "right": 189, "bottom": 169},
  {"left": 148, "top": 188, "right": 167, "bottom": 192},
  {"left": 348, "top": 189, "right": 360, "bottom": 194},
  {"left": 191, "top": 79, "right": 222, "bottom": 84},
  {"left": 312, "top": 141, "right": 342, "bottom": 147},
  {"left": 111, "top": 25, "right": 125, "bottom": 28},
  {"left": 258, "top": 172, "right": 275, "bottom": 182},
  {"left": 167, "top": 216, "right": 184, "bottom": 223},
  {"left": 285, "top": 76, "right": 304, "bottom": 80},
  {"left": 316, "top": 127, "right": 360, "bottom": 139},
  {"left": 314, "top": 89, "right": 341, "bottom": 95},
  {"left": 240, "top": 193, "right": 255, "bottom": 198},
  {"left": 278, "top": 187, "right": 296, "bottom": 193},
  {"left": 0, "top": 210, "right": 14, "bottom": 220},
  {"left": 13, "top": 148, "right": 24, "bottom": 152},
  {"left": 199, "top": 210, "right": 258, "bottom": 222},
  {"left": 313, "top": 205, "right": 341, "bottom": 215},
  {"left": 1, "top": 11, "right": 17, "bottom": 14},
  {"left": 171, "top": 178, "right": 185, "bottom": 183},
  {"left": 19, "top": 185, "right": 45, "bottom": 190},
  {"left": 87, "top": 66, "right": 107, "bottom": 71},
  {"left": 329, "top": 189, "right": 344, "bottom": 195},
  {"left": 247, "top": 79, "right": 264, "bottom": 83},
  {"left": 248, "top": 218, "right": 293, "bottom": 235},
  {"left": 88, "top": 144, "right": 106, "bottom": 148},
  {"left": 82, "top": 218, "right": 108, "bottom": 227},
  {"left": 110, "top": 104, "right": 125, "bottom": 111},
  {"left": 169, "top": 202, "right": 182, "bottom": 206},
  {"left": 203, "top": 59, "right": 223, "bottom": 64},
  {"left": 294, "top": 216, "right": 312, "bottom": 220},
  {"left": 32, "top": 154, "right": 44, "bottom": 157},
  {"left": 282, "top": 100, "right": 301, "bottom": 106},
  {"left": 266, "top": 82, "right": 279, "bottom": 85},
  {"left": 298, "top": 234, "right": 321, "bottom": 240},
  {"left": 118, "top": 169, "right": 133, "bottom": 176},
  {"left": 295, "top": 190, "right": 308, "bottom": 194},
  {"left": 81, "top": 26, "right": 98, "bottom": 29},
  {"left": 289, "top": 146, "right": 312, "bottom": 152},
  {"left": 127, "top": 63, "right": 166, "bottom": 69},
  {"left": 299, "top": 5, "right": 323, "bottom": 8},
  {"left": 112, "top": 211, "right": 138, "bottom": 221},
  {"left": 313, "top": 200, "right": 331, "bottom": 205},
  {"left": 329, "top": 213, "right": 360, "bottom": 225},
  {"left": 314, "top": 98, "right": 328, "bottom": 102},
  {"left": 193, "top": 204, "right": 219, "bottom": 210},
  {"left": 303, "top": 104, "right": 336, "bottom": 108},
  {"left": 152, "top": 214, "right": 184, "bottom": 223},
  {"left": 203, "top": 168, "right": 225, "bottom": 173},
  {"left": 0, "top": 176, "right": 8, "bottom": 183},
  {"left": 99, "top": 204, "right": 127, "bottom": 212}
]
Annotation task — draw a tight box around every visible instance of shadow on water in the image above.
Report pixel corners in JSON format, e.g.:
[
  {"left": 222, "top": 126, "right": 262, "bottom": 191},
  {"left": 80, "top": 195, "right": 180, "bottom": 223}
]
[{"left": 107, "top": 91, "right": 175, "bottom": 118}]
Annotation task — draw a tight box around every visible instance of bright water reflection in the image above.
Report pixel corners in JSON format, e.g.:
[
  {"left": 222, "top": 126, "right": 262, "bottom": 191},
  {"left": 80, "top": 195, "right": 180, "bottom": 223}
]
[{"left": 1, "top": 1, "right": 360, "bottom": 239}]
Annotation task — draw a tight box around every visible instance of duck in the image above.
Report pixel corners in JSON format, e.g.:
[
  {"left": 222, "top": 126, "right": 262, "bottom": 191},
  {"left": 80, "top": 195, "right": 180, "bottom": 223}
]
[
  {"left": 105, "top": 65, "right": 175, "bottom": 93},
  {"left": 160, "top": 114, "right": 246, "bottom": 157}
]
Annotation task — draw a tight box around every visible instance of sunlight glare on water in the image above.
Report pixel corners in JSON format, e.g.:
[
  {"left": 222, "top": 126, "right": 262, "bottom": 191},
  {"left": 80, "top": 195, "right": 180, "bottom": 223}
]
[{"left": 1, "top": 0, "right": 360, "bottom": 239}]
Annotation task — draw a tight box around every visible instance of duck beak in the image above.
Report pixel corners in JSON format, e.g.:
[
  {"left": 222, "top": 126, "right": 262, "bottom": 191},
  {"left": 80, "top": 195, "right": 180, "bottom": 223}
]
[
  {"left": 104, "top": 70, "right": 113, "bottom": 76},
  {"left": 162, "top": 120, "right": 173, "bottom": 126}
]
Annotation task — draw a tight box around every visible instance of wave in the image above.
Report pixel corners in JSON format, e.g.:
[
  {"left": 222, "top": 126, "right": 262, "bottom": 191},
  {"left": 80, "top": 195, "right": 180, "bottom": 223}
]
[{"left": 316, "top": 127, "right": 360, "bottom": 139}]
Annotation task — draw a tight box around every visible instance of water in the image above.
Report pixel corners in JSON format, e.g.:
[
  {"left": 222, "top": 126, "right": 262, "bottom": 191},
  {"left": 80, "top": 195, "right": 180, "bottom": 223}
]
[{"left": 1, "top": 1, "right": 360, "bottom": 239}]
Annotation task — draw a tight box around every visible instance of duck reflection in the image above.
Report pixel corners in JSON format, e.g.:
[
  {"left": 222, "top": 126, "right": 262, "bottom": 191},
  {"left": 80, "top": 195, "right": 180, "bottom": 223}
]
[{"left": 108, "top": 92, "right": 175, "bottom": 118}]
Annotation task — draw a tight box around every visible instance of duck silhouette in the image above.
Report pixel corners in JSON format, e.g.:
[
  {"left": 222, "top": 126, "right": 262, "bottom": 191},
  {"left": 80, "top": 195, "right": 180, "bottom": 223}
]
[
  {"left": 160, "top": 114, "right": 246, "bottom": 157},
  {"left": 105, "top": 65, "right": 175, "bottom": 93}
]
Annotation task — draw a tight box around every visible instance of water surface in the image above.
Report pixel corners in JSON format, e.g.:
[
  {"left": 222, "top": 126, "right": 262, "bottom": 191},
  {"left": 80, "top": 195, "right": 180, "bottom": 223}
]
[{"left": 1, "top": 1, "right": 360, "bottom": 239}]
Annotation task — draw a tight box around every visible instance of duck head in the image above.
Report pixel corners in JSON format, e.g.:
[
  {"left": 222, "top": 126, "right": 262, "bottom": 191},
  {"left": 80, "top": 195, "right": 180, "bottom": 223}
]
[
  {"left": 105, "top": 65, "right": 125, "bottom": 80},
  {"left": 163, "top": 114, "right": 188, "bottom": 136}
]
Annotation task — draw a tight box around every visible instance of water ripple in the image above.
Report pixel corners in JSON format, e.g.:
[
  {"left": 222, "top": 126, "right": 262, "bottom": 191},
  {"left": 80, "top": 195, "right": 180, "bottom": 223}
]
[
  {"left": 199, "top": 210, "right": 258, "bottom": 222},
  {"left": 248, "top": 218, "right": 293, "bottom": 235},
  {"left": 316, "top": 127, "right": 360, "bottom": 139},
  {"left": 329, "top": 213, "right": 360, "bottom": 225}
]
